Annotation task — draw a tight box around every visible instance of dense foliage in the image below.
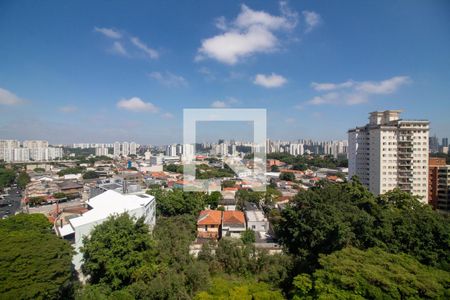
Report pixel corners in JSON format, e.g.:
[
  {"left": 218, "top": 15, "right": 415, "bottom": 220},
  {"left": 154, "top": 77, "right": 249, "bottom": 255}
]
[
  {"left": 276, "top": 180, "right": 450, "bottom": 272},
  {"left": 164, "top": 164, "right": 183, "bottom": 173},
  {"left": 78, "top": 214, "right": 211, "bottom": 299},
  {"left": 148, "top": 188, "right": 206, "bottom": 217},
  {"left": 195, "top": 163, "right": 235, "bottom": 179},
  {"left": 76, "top": 182, "right": 450, "bottom": 299},
  {"left": 0, "top": 166, "right": 16, "bottom": 188},
  {"left": 17, "top": 171, "right": 30, "bottom": 189},
  {"left": 57, "top": 166, "right": 86, "bottom": 176},
  {"left": 81, "top": 214, "right": 156, "bottom": 290},
  {"left": 292, "top": 247, "right": 450, "bottom": 299},
  {"left": 267, "top": 152, "right": 348, "bottom": 169},
  {"left": 82, "top": 170, "right": 99, "bottom": 179},
  {"left": 195, "top": 277, "right": 284, "bottom": 300},
  {"left": 0, "top": 214, "right": 74, "bottom": 299}
]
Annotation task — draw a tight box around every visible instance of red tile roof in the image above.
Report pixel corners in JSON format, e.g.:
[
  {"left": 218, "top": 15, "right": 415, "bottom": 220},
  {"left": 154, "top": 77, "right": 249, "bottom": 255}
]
[
  {"left": 222, "top": 210, "right": 245, "bottom": 225},
  {"left": 197, "top": 210, "right": 222, "bottom": 225}
]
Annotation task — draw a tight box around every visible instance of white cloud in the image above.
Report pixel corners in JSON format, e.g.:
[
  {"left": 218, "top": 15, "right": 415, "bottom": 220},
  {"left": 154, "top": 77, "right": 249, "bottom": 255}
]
[
  {"left": 197, "top": 26, "right": 277, "bottom": 65},
  {"left": 355, "top": 76, "right": 410, "bottom": 94},
  {"left": 94, "top": 27, "right": 122, "bottom": 39},
  {"left": 306, "top": 92, "right": 339, "bottom": 105},
  {"left": 302, "top": 11, "right": 321, "bottom": 32},
  {"left": 111, "top": 41, "right": 128, "bottom": 56},
  {"left": 215, "top": 16, "right": 228, "bottom": 30},
  {"left": 210, "top": 97, "right": 240, "bottom": 108},
  {"left": 117, "top": 97, "right": 159, "bottom": 112},
  {"left": 130, "top": 37, "right": 159, "bottom": 59},
  {"left": 253, "top": 73, "right": 287, "bottom": 88},
  {"left": 302, "top": 76, "right": 411, "bottom": 107},
  {"left": 311, "top": 80, "right": 354, "bottom": 91},
  {"left": 148, "top": 71, "right": 187, "bottom": 87},
  {"left": 0, "top": 87, "right": 24, "bottom": 105},
  {"left": 59, "top": 105, "right": 78, "bottom": 113},
  {"left": 211, "top": 100, "right": 228, "bottom": 108},
  {"left": 197, "top": 3, "right": 299, "bottom": 65},
  {"left": 235, "top": 4, "right": 294, "bottom": 30}
]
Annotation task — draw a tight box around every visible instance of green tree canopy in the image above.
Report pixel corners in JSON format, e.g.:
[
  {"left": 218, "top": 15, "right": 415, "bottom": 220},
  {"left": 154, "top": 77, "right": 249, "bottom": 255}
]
[
  {"left": 0, "top": 167, "right": 15, "bottom": 188},
  {"left": 0, "top": 214, "right": 74, "bottom": 299},
  {"left": 206, "top": 191, "right": 222, "bottom": 209},
  {"left": 241, "top": 229, "right": 256, "bottom": 244},
  {"left": 195, "top": 277, "right": 284, "bottom": 300},
  {"left": 292, "top": 247, "right": 450, "bottom": 299},
  {"left": 82, "top": 170, "right": 99, "bottom": 179},
  {"left": 276, "top": 180, "right": 450, "bottom": 272},
  {"left": 17, "top": 171, "right": 30, "bottom": 189},
  {"left": 81, "top": 213, "right": 157, "bottom": 290},
  {"left": 148, "top": 189, "right": 206, "bottom": 217}
]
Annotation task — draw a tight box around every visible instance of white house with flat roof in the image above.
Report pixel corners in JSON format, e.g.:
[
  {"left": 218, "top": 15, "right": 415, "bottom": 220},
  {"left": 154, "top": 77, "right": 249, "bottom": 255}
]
[
  {"left": 245, "top": 209, "right": 268, "bottom": 232},
  {"left": 56, "top": 189, "right": 156, "bottom": 270}
]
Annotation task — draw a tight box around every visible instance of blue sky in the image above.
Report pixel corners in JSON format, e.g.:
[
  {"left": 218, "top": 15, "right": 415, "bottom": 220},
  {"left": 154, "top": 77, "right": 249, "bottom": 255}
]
[{"left": 0, "top": 0, "right": 449, "bottom": 144}]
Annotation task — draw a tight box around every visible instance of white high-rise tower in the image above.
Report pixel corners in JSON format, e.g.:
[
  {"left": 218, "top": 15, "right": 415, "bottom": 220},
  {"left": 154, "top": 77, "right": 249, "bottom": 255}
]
[{"left": 348, "top": 110, "right": 429, "bottom": 201}]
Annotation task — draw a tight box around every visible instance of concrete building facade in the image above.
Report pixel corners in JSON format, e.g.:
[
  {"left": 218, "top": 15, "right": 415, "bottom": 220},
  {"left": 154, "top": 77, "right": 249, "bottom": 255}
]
[{"left": 348, "top": 110, "right": 429, "bottom": 201}]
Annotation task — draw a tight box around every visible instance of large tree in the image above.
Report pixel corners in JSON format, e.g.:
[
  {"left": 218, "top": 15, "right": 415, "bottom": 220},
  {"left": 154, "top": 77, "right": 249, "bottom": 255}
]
[
  {"left": 148, "top": 189, "right": 206, "bottom": 217},
  {"left": 81, "top": 213, "right": 157, "bottom": 290},
  {"left": 276, "top": 180, "right": 450, "bottom": 272},
  {"left": 195, "top": 277, "right": 285, "bottom": 300},
  {"left": 292, "top": 247, "right": 450, "bottom": 299},
  {"left": 0, "top": 214, "right": 74, "bottom": 299}
]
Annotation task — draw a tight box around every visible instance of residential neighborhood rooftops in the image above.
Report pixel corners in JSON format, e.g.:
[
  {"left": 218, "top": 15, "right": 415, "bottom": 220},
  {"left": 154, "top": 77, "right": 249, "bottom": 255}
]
[
  {"left": 222, "top": 211, "right": 245, "bottom": 225},
  {"left": 197, "top": 210, "right": 222, "bottom": 225}
]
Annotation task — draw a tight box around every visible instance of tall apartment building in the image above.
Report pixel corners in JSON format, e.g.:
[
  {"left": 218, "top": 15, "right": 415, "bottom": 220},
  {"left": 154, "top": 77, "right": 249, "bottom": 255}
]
[
  {"left": 23, "top": 140, "right": 49, "bottom": 149},
  {"left": 437, "top": 166, "right": 450, "bottom": 211},
  {"left": 165, "top": 144, "right": 177, "bottom": 157},
  {"left": 348, "top": 110, "right": 429, "bottom": 201},
  {"left": 95, "top": 147, "right": 109, "bottom": 156},
  {"left": 130, "top": 142, "right": 137, "bottom": 156},
  {"left": 0, "top": 140, "right": 20, "bottom": 161},
  {"left": 288, "top": 143, "right": 304, "bottom": 156},
  {"left": 428, "top": 157, "right": 446, "bottom": 209},
  {"left": 122, "top": 142, "right": 130, "bottom": 157},
  {"left": 113, "top": 142, "right": 121, "bottom": 157}
]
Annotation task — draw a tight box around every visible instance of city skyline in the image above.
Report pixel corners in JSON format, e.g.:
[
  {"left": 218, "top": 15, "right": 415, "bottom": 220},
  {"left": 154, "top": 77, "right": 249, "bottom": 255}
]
[{"left": 1, "top": 0, "right": 450, "bottom": 144}]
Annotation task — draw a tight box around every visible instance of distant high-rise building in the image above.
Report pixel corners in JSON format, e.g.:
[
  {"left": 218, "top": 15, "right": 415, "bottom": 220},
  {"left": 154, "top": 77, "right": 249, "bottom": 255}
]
[
  {"left": 0, "top": 140, "right": 20, "bottom": 161},
  {"left": 122, "top": 142, "right": 130, "bottom": 157},
  {"left": 348, "top": 110, "right": 429, "bottom": 201},
  {"left": 144, "top": 150, "right": 152, "bottom": 160},
  {"left": 95, "top": 147, "right": 109, "bottom": 156},
  {"left": 165, "top": 144, "right": 177, "bottom": 156},
  {"left": 288, "top": 143, "right": 304, "bottom": 156},
  {"left": 114, "top": 142, "right": 121, "bottom": 157},
  {"left": 429, "top": 135, "right": 439, "bottom": 153},
  {"left": 442, "top": 138, "right": 448, "bottom": 148},
  {"left": 13, "top": 148, "right": 30, "bottom": 162},
  {"left": 23, "top": 140, "right": 48, "bottom": 149},
  {"left": 129, "top": 142, "right": 137, "bottom": 156}
]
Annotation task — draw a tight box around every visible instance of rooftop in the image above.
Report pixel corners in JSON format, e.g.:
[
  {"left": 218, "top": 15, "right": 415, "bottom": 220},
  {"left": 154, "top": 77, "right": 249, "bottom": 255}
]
[
  {"left": 222, "top": 210, "right": 245, "bottom": 225},
  {"left": 245, "top": 209, "right": 267, "bottom": 222},
  {"left": 69, "top": 190, "right": 154, "bottom": 228},
  {"left": 197, "top": 210, "right": 222, "bottom": 225}
]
